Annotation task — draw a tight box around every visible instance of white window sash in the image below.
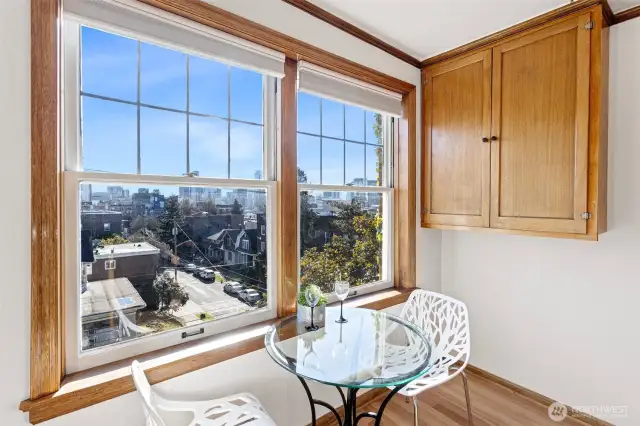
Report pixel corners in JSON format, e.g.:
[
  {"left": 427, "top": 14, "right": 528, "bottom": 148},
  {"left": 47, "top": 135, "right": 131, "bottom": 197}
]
[
  {"left": 297, "top": 185, "right": 394, "bottom": 296},
  {"left": 64, "top": 171, "right": 278, "bottom": 372},
  {"left": 63, "top": 21, "right": 279, "bottom": 179},
  {"left": 62, "top": 12, "right": 280, "bottom": 370},
  {"left": 63, "top": 0, "right": 285, "bottom": 77},
  {"left": 297, "top": 114, "right": 394, "bottom": 299}
]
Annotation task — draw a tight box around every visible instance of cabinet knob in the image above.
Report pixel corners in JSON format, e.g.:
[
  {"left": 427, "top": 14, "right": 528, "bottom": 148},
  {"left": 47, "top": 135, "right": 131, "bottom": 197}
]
[
  {"left": 491, "top": 136, "right": 498, "bottom": 141},
  {"left": 482, "top": 137, "right": 489, "bottom": 143}
]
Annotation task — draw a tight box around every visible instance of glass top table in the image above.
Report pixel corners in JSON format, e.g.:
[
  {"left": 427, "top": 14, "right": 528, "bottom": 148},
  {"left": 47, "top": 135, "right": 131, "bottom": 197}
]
[{"left": 264, "top": 307, "right": 432, "bottom": 425}]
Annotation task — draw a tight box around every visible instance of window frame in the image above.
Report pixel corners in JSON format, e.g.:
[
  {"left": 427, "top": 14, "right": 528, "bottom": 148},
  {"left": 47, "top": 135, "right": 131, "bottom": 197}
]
[
  {"left": 26, "top": 0, "right": 417, "bottom": 406},
  {"left": 62, "top": 20, "right": 279, "bottom": 373}
]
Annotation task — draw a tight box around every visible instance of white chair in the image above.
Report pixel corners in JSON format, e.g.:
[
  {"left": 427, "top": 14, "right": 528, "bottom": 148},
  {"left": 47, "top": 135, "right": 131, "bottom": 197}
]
[
  {"left": 131, "top": 361, "right": 276, "bottom": 426},
  {"left": 392, "top": 290, "right": 472, "bottom": 426}
]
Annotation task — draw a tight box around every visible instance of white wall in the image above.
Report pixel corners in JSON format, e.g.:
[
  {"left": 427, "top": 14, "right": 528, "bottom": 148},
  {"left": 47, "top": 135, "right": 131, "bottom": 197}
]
[
  {"left": 0, "top": 1, "right": 437, "bottom": 425},
  {"left": 441, "top": 19, "right": 640, "bottom": 426},
  {"left": 0, "top": 0, "right": 32, "bottom": 425}
]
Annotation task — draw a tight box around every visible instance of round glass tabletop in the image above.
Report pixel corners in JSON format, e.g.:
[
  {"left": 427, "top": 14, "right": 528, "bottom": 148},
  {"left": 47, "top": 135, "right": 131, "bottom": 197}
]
[{"left": 264, "top": 307, "right": 432, "bottom": 389}]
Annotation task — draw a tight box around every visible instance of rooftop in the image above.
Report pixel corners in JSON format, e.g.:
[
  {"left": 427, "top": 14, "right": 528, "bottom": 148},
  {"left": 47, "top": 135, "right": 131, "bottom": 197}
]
[
  {"left": 94, "top": 242, "right": 160, "bottom": 259},
  {"left": 81, "top": 277, "right": 146, "bottom": 320},
  {"left": 81, "top": 210, "right": 123, "bottom": 215}
]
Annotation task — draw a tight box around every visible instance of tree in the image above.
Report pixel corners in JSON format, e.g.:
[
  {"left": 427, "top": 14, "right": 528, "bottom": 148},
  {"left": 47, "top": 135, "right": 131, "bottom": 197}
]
[
  {"left": 298, "top": 167, "right": 319, "bottom": 255},
  {"left": 300, "top": 199, "right": 382, "bottom": 293},
  {"left": 180, "top": 198, "right": 194, "bottom": 216},
  {"left": 231, "top": 199, "right": 243, "bottom": 214},
  {"left": 100, "top": 234, "right": 128, "bottom": 245},
  {"left": 204, "top": 199, "right": 218, "bottom": 215},
  {"left": 130, "top": 216, "right": 159, "bottom": 235},
  {"left": 152, "top": 271, "right": 189, "bottom": 312},
  {"left": 158, "top": 195, "right": 185, "bottom": 248},
  {"left": 297, "top": 167, "right": 308, "bottom": 183},
  {"left": 130, "top": 216, "right": 146, "bottom": 234},
  {"left": 300, "top": 191, "right": 318, "bottom": 255}
]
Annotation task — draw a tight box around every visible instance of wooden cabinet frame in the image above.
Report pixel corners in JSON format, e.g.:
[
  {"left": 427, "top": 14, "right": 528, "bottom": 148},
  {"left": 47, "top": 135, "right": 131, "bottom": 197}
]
[
  {"left": 27, "top": 0, "right": 417, "bottom": 413},
  {"left": 421, "top": 4, "right": 608, "bottom": 240}
]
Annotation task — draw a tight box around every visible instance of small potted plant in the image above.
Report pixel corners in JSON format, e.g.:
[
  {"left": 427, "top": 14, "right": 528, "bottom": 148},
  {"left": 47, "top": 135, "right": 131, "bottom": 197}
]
[{"left": 297, "top": 283, "right": 327, "bottom": 328}]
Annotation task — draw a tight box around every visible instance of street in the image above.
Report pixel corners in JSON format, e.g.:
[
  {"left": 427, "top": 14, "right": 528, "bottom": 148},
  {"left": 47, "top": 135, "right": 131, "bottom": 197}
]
[{"left": 165, "top": 270, "right": 256, "bottom": 325}]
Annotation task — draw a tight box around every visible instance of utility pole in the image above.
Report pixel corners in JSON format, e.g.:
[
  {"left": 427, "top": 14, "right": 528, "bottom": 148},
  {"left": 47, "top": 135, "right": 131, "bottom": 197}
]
[{"left": 173, "top": 221, "right": 178, "bottom": 283}]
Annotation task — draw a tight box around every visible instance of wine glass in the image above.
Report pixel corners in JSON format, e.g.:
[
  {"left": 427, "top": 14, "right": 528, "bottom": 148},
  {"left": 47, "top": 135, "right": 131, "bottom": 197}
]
[
  {"left": 305, "top": 286, "right": 320, "bottom": 331},
  {"left": 334, "top": 278, "right": 349, "bottom": 323}
]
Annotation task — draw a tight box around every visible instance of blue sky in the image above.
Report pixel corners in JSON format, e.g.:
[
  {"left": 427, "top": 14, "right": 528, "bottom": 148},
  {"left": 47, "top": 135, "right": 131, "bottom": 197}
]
[{"left": 80, "top": 26, "right": 382, "bottom": 193}]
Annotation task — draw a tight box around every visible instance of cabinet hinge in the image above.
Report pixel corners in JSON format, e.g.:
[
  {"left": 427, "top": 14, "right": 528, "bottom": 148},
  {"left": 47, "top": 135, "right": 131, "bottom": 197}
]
[
  {"left": 581, "top": 212, "right": 592, "bottom": 220},
  {"left": 584, "top": 20, "right": 595, "bottom": 30}
]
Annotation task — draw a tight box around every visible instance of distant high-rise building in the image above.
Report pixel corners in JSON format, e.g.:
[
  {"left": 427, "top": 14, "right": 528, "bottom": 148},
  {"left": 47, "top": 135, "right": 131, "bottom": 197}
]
[
  {"left": 107, "top": 186, "right": 125, "bottom": 200},
  {"left": 179, "top": 187, "right": 221, "bottom": 202},
  {"left": 81, "top": 184, "right": 92, "bottom": 202}
]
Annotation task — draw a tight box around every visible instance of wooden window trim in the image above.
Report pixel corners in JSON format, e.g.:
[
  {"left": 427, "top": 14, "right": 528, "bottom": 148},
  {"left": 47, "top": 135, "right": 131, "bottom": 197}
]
[
  {"left": 20, "top": 288, "right": 416, "bottom": 424},
  {"left": 27, "top": 0, "right": 417, "bottom": 419}
]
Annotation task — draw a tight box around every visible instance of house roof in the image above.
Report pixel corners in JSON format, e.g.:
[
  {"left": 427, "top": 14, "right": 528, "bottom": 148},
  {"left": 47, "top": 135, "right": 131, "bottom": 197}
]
[
  {"left": 81, "top": 210, "right": 123, "bottom": 216},
  {"left": 236, "top": 229, "right": 258, "bottom": 254},
  {"left": 208, "top": 229, "right": 241, "bottom": 244},
  {"left": 81, "top": 277, "right": 146, "bottom": 320},
  {"left": 94, "top": 242, "right": 160, "bottom": 259}
]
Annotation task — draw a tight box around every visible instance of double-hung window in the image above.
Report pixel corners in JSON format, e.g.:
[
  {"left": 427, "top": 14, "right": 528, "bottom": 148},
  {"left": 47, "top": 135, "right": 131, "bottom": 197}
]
[
  {"left": 62, "top": 0, "right": 283, "bottom": 372},
  {"left": 296, "top": 62, "right": 401, "bottom": 301}
]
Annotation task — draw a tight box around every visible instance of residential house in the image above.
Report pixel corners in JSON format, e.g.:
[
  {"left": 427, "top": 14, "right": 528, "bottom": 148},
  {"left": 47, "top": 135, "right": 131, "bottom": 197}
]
[
  {"left": 81, "top": 242, "right": 160, "bottom": 350},
  {"left": 81, "top": 210, "right": 123, "bottom": 238}
]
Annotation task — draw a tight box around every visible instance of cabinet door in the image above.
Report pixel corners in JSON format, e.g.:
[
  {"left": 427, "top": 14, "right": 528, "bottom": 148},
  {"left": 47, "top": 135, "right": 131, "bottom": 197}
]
[
  {"left": 424, "top": 50, "right": 491, "bottom": 227},
  {"left": 490, "top": 14, "right": 591, "bottom": 233}
]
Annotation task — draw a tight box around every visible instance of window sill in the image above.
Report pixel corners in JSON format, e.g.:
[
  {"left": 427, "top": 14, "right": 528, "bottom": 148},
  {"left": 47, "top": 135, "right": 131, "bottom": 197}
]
[{"left": 19, "top": 287, "right": 415, "bottom": 424}]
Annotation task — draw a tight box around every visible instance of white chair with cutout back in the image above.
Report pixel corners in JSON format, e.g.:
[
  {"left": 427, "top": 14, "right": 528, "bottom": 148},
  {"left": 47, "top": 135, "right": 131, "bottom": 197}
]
[
  {"left": 131, "top": 360, "right": 276, "bottom": 426},
  {"left": 391, "top": 290, "right": 472, "bottom": 426}
]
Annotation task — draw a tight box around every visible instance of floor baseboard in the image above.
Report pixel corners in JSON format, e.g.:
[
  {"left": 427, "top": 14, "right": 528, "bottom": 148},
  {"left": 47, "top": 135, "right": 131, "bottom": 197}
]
[{"left": 463, "top": 364, "right": 615, "bottom": 426}]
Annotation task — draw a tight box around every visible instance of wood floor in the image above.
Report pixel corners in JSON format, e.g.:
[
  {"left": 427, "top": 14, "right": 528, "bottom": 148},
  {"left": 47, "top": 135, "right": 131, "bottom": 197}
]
[{"left": 346, "top": 371, "right": 591, "bottom": 426}]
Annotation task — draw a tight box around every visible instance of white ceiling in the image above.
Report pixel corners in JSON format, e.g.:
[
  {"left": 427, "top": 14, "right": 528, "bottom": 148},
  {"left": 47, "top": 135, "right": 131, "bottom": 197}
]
[{"left": 309, "top": 0, "right": 638, "bottom": 61}]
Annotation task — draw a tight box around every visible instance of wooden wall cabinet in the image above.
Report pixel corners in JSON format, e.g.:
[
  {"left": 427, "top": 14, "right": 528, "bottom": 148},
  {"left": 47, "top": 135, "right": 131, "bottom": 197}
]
[{"left": 421, "top": 7, "right": 608, "bottom": 240}]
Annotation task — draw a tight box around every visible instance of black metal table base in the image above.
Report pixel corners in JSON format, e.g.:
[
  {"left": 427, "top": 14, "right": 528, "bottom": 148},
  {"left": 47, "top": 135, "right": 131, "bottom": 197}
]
[{"left": 297, "top": 377, "right": 407, "bottom": 426}]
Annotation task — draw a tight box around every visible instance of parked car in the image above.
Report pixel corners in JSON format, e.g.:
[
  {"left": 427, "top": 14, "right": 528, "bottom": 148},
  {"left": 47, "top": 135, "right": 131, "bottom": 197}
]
[
  {"left": 194, "top": 267, "right": 207, "bottom": 277},
  {"left": 223, "top": 282, "right": 245, "bottom": 296},
  {"left": 185, "top": 263, "right": 197, "bottom": 273},
  {"left": 200, "top": 269, "right": 215, "bottom": 280},
  {"left": 238, "top": 289, "right": 262, "bottom": 305}
]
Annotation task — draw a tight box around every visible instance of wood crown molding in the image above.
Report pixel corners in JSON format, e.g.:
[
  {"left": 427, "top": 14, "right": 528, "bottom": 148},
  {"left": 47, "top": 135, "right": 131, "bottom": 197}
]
[
  {"left": 614, "top": 5, "right": 640, "bottom": 24},
  {"left": 421, "top": 0, "right": 612, "bottom": 67},
  {"left": 280, "top": 0, "right": 421, "bottom": 67},
  {"left": 138, "top": 0, "right": 414, "bottom": 94},
  {"left": 20, "top": 289, "right": 415, "bottom": 424}
]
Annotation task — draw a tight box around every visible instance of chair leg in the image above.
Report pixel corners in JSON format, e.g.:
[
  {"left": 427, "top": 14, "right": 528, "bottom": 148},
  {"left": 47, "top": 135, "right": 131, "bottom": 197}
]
[
  {"left": 413, "top": 396, "right": 419, "bottom": 426},
  {"left": 460, "top": 371, "right": 474, "bottom": 426}
]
